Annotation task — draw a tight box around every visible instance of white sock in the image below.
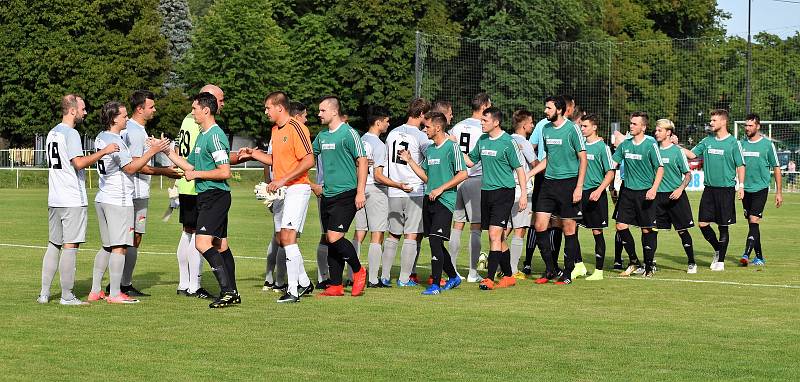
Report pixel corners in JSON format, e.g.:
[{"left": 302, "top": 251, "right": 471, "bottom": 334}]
[
  {"left": 177, "top": 232, "right": 190, "bottom": 290},
  {"left": 367, "top": 243, "right": 382, "bottom": 284},
  {"left": 316, "top": 243, "right": 329, "bottom": 282},
  {"left": 381, "top": 237, "right": 399, "bottom": 281},
  {"left": 187, "top": 234, "right": 202, "bottom": 293},
  {"left": 449, "top": 229, "right": 462, "bottom": 273},
  {"left": 285, "top": 244, "right": 301, "bottom": 297},
  {"left": 399, "top": 239, "right": 417, "bottom": 282},
  {"left": 91, "top": 249, "right": 111, "bottom": 293},
  {"left": 40, "top": 243, "right": 60, "bottom": 296},
  {"left": 109, "top": 252, "right": 125, "bottom": 297},
  {"left": 511, "top": 236, "right": 524, "bottom": 274},
  {"left": 58, "top": 247, "right": 78, "bottom": 300},
  {"left": 469, "top": 229, "right": 482, "bottom": 273}
]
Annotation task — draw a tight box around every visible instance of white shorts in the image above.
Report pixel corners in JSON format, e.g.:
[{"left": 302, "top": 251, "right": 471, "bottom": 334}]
[
  {"left": 48, "top": 206, "right": 88, "bottom": 245},
  {"left": 355, "top": 184, "right": 389, "bottom": 232},
  {"left": 508, "top": 186, "right": 532, "bottom": 229},
  {"left": 133, "top": 198, "right": 148, "bottom": 233},
  {"left": 272, "top": 183, "right": 311, "bottom": 233},
  {"left": 388, "top": 196, "right": 424, "bottom": 235},
  {"left": 453, "top": 176, "right": 482, "bottom": 223},
  {"left": 96, "top": 202, "right": 134, "bottom": 247}
]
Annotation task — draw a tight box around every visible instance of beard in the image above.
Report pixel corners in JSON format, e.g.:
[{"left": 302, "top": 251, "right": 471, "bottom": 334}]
[{"left": 546, "top": 113, "right": 558, "bottom": 122}]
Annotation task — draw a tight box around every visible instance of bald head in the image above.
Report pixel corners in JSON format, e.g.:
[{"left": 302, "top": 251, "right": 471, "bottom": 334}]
[{"left": 200, "top": 84, "right": 224, "bottom": 113}]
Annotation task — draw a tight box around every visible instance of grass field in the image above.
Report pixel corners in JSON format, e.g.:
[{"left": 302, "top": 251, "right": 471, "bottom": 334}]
[{"left": 1, "top": 184, "right": 799, "bottom": 381}]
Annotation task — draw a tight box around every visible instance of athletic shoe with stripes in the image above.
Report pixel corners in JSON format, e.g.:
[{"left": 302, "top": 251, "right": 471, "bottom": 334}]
[{"left": 107, "top": 293, "right": 140, "bottom": 304}]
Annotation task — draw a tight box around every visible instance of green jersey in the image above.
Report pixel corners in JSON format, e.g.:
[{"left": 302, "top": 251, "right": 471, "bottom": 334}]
[
  {"left": 741, "top": 136, "right": 779, "bottom": 192},
  {"left": 468, "top": 132, "right": 521, "bottom": 190},
  {"left": 583, "top": 139, "right": 613, "bottom": 190},
  {"left": 175, "top": 114, "right": 200, "bottom": 195},
  {"left": 691, "top": 134, "right": 745, "bottom": 188},
  {"left": 312, "top": 122, "right": 365, "bottom": 197},
  {"left": 422, "top": 139, "right": 466, "bottom": 211},
  {"left": 542, "top": 119, "right": 585, "bottom": 180},
  {"left": 657, "top": 144, "right": 690, "bottom": 192},
  {"left": 187, "top": 124, "right": 230, "bottom": 193},
  {"left": 612, "top": 135, "right": 662, "bottom": 191}
]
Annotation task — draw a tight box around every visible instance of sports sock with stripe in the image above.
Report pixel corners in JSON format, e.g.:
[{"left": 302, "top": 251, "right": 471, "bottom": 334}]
[
  {"left": 678, "top": 230, "right": 695, "bottom": 264},
  {"left": 744, "top": 222, "right": 759, "bottom": 258},
  {"left": 523, "top": 228, "right": 536, "bottom": 267},
  {"left": 699, "top": 225, "right": 720, "bottom": 252},
  {"left": 201, "top": 247, "right": 232, "bottom": 293},
  {"left": 642, "top": 231, "right": 657, "bottom": 272},
  {"left": 617, "top": 228, "right": 640, "bottom": 265},
  {"left": 429, "top": 236, "right": 446, "bottom": 286}
]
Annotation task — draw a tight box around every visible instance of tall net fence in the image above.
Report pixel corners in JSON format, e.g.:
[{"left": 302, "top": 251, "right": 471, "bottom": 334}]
[{"left": 416, "top": 32, "right": 800, "bottom": 191}]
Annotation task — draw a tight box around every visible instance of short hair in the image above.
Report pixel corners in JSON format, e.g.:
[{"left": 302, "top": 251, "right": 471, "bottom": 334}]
[
  {"left": 194, "top": 92, "right": 218, "bottom": 115},
  {"left": 482, "top": 106, "right": 503, "bottom": 125},
  {"left": 407, "top": 97, "right": 431, "bottom": 118},
  {"left": 656, "top": 118, "right": 675, "bottom": 134},
  {"left": 366, "top": 105, "right": 390, "bottom": 127},
  {"left": 631, "top": 111, "right": 649, "bottom": 127},
  {"left": 582, "top": 113, "right": 601, "bottom": 127},
  {"left": 471, "top": 93, "right": 491, "bottom": 111},
  {"left": 100, "top": 101, "right": 126, "bottom": 128},
  {"left": 319, "top": 95, "right": 341, "bottom": 114},
  {"left": 130, "top": 90, "right": 155, "bottom": 112},
  {"left": 424, "top": 111, "right": 447, "bottom": 129},
  {"left": 711, "top": 109, "right": 729, "bottom": 121},
  {"left": 432, "top": 99, "right": 452, "bottom": 114},
  {"left": 745, "top": 113, "right": 761, "bottom": 124},
  {"left": 570, "top": 105, "right": 585, "bottom": 121},
  {"left": 544, "top": 95, "right": 566, "bottom": 115},
  {"left": 288, "top": 101, "right": 306, "bottom": 118},
  {"left": 265, "top": 91, "right": 290, "bottom": 110},
  {"left": 560, "top": 94, "right": 575, "bottom": 105},
  {"left": 60, "top": 94, "right": 80, "bottom": 116},
  {"left": 512, "top": 109, "right": 533, "bottom": 128}
]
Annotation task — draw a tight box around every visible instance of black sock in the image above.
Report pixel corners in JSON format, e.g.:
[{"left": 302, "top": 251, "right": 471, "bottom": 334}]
[
  {"left": 220, "top": 249, "right": 237, "bottom": 293},
  {"left": 642, "top": 231, "right": 657, "bottom": 272},
  {"left": 499, "top": 249, "right": 512, "bottom": 277},
  {"left": 327, "top": 244, "right": 345, "bottom": 286},
  {"left": 700, "top": 225, "right": 720, "bottom": 252},
  {"left": 617, "top": 228, "right": 640, "bottom": 265},
  {"left": 744, "top": 222, "right": 759, "bottom": 258},
  {"left": 753, "top": 224, "right": 763, "bottom": 259},
  {"left": 593, "top": 232, "right": 606, "bottom": 270},
  {"left": 487, "top": 250, "right": 501, "bottom": 280},
  {"left": 551, "top": 228, "right": 563, "bottom": 265},
  {"left": 536, "top": 230, "right": 555, "bottom": 275},
  {"left": 678, "top": 230, "right": 695, "bottom": 264},
  {"left": 614, "top": 231, "right": 624, "bottom": 264},
  {"left": 441, "top": 244, "right": 457, "bottom": 279},
  {"left": 563, "top": 234, "right": 579, "bottom": 277},
  {"left": 201, "top": 247, "right": 232, "bottom": 293},
  {"left": 523, "top": 228, "right": 536, "bottom": 267},
  {"left": 429, "top": 236, "right": 445, "bottom": 285},
  {"left": 330, "top": 237, "right": 362, "bottom": 273},
  {"left": 718, "top": 226, "right": 729, "bottom": 262}
]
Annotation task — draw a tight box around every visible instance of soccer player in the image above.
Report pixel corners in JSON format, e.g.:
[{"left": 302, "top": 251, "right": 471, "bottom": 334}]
[
  {"left": 432, "top": 100, "right": 454, "bottom": 125},
  {"left": 652, "top": 119, "right": 697, "bottom": 273},
  {"left": 527, "top": 96, "right": 586, "bottom": 285},
  {"left": 166, "top": 92, "right": 241, "bottom": 308},
  {"left": 681, "top": 109, "right": 745, "bottom": 271},
  {"left": 739, "top": 113, "right": 782, "bottom": 266},
  {"left": 174, "top": 84, "right": 223, "bottom": 299},
  {"left": 88, "top": 101, "right": 169, "bottom": 304},
  {"left": 384, "top": 98, "right": 431, "bottom": 287},
  {"left": 448, "top": 93, "right": 491, "bottom": 282},
  {"left": 578, "top": 114, "right": 615, "bottom": 280},
  {"left": 612, "top": 112, "right": 663, "bottom": 278},
  {"left": 38, "top": 94, "right": 117, "bottom": 305},
  {"left": 507, "top": 109, "right": 536, "bottom": 279},
  {"left": 400, "top": 111, "right": 468, "bottom": 295},
  {"left": 462, "top": 107, "right": 527, "bottom": 290},
  {"left": 118, "top": 90, "right": 181, "bottom": 297},
  {"left": 312, "top": 95, "right": 368, "bottom": 297}
]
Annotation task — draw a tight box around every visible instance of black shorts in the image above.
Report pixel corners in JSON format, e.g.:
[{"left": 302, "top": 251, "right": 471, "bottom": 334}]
[
  {"left": 743, "top": 188, "right": 768, "bottom": 219},
  {"left": 423, "top": 198, "right": 453, "bottom": 239},
  {"left": 480, "top": 188, "right": 515, "bottom": 230},
  {"left": 178, "top": 194, "right": 198, "bottom": 229},
  {"left": 531, "top": 172, "right": 545, "bottom": 206},
  {"left": 579, "top": 189, "right": 608, "bottom": 229},
  {"left": 196, "top": 189, "right": 230, "bottom": 239},
  {"left": 536, "top": 177, "right": 582, "bottom": 220},
  {"left": 699, "top": 186, "right": 736, "bottom": 226},
  {"left": 655, "top": 192, "right": 694, "bottom": 230},
  {"left": 320, "top": 189, "right": 358, "bottom": 233},
  {"left": 613, "top": 187, "right": 656, "bottom": 228}
]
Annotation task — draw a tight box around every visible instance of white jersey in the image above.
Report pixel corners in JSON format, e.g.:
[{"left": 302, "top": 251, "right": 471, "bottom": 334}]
[
  {"left": 511, "top": 133, "right": 536, "bottom": 189},
  {"left": 362, "top": 132, "right": 387, "bottom": 187},
  {"left": 385, "top": 124, "right": 430, "bottom": 197},
  {"left": 94, "top": 132, "right": 134, "bottom": 206},
  {"left": 448, "top": 117, "right": 483, "bottom": 177},
  {"left": 46, "top": 123, "right": 88, "bottom": 207},
  {"left": 121, "top": 119, "right": 152, "bottom": 199}
]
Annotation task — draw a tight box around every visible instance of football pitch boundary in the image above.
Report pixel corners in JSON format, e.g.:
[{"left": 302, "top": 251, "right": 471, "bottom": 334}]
[{"left": 5, "top": 242, "right": 799, "bottom": 290}]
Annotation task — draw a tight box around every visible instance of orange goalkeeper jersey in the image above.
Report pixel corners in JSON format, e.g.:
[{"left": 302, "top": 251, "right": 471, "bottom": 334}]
[{"left": 270, "top": 117, "right": 312, "bottom": 186}]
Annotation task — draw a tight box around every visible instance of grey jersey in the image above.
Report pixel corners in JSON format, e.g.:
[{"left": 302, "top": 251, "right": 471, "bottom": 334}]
[
  {"left": 46, "top": 123, "right": 87, "bottom": 207},
  {"left": 121, "top": 120, "right": 152, "bottom": 199},
  {"left": 362, "top": 132, "right": 387, "bottom": 187},
  {"left": 94, "top": 131, "right": 134, "bottom": 206},
  {"left": 448, "top": 117, "right": 483, "bottom": 177},
  {"left": 511, "top": 133, "right": 536, "bottom": 188}
]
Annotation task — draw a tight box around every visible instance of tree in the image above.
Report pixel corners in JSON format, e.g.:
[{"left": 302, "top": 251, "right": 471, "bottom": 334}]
[{"left": 159, "top": 0, "right": 193, "bottom": 89}]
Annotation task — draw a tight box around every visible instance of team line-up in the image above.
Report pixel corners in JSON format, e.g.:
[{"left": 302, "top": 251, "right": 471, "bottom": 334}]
[{"left": 38, "top": 86, "right": 783, "bottom": 307}]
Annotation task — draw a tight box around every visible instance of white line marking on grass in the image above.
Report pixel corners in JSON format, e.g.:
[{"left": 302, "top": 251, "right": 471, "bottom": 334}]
[{"left": 612, "top": 276, "right": 800, "bottom": 289}]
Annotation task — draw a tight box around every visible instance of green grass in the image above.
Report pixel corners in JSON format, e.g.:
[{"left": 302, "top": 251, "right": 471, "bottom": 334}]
[{"left": 1, "top": 185, "right": 799, "bottom": 381}]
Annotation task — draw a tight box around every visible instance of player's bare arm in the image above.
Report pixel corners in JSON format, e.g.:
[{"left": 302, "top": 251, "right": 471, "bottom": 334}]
[{"left": 72, "top": 143, "right": 119, "bottom": 170}]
